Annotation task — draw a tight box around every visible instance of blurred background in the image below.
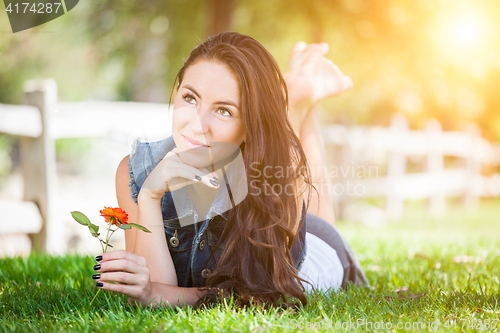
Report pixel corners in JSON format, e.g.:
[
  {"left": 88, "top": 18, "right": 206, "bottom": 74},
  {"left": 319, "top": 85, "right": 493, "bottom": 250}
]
[{"left": 0, "top": 0, "right": 499, "bottom": 256}]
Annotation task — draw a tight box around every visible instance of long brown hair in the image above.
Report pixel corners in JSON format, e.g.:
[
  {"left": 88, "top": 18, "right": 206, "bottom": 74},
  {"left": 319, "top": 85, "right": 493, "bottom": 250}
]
[{"left": 171, "top": 32, "right": 315, "bottom": 310}]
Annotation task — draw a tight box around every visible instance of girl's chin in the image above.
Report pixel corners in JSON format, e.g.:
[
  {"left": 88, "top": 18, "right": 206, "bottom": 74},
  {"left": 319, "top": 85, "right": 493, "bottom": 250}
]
[{"left": 176, "top": 149, "right": 213, "bottom": 167}]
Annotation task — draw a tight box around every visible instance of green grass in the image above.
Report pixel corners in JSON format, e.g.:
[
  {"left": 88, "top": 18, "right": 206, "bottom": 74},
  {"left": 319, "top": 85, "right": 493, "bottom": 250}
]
[{"left": 1, "top": 200, "right": 500, "bottom": 332}]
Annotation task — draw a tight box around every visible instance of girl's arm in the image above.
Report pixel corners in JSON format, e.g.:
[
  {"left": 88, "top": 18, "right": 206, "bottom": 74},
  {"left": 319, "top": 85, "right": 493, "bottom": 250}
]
[
  {"left": 115, "top": 155, "right": 138, "bottom": 253},
  {"left": 115, "top": 154, "right": 174, "bottom": 284},
  {"left": 95, "top": 155, "right": 207, "bottom": 308}
]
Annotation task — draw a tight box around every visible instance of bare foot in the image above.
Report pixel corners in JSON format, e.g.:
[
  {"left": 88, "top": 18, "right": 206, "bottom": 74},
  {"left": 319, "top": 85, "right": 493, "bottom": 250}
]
[{"left": 285, "top": 42, "right": 353, "bottom": 122}]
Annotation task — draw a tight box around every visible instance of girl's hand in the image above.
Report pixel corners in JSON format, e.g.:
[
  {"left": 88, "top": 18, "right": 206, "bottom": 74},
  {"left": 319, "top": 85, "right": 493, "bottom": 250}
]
[
  {"left": 140, "top": 147, "right": 220, "bottom": 201},
  {"left": 92, "top": 250, "right": 154, "bottom": 306}
]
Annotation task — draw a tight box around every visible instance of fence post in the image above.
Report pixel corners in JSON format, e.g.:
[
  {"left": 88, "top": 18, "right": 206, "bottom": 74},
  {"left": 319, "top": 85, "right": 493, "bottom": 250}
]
[
  {"left": 386, "top": 114, "right": 407, "bottom": 219},
  {"left": 21, "top": 79, "right": 64, "bottom": 254},
  {"left": 464, "top": 124, "right": 482, "bottom": 209},
  {"left": 426, "top": 118, "right": 446, "bottom": 217}
]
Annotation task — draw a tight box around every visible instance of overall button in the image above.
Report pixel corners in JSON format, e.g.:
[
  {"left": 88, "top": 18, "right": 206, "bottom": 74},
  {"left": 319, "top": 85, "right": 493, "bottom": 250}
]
[
  {"left": 201, "top": 268, "right": 211, "bottom": 279},
  {"left": 169, "top": 236, "right": 179, "bottom": 248},
  {"left": 198, "top": 240, "right": 205, "bottom": 250},
  {"left": 169, "top": 230, "right": 179, "bottom": 248}
]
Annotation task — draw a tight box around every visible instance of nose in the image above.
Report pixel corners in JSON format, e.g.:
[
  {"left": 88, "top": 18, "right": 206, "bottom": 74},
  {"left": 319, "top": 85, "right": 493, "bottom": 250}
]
[{"left": 189, "top": 104, "right": 211, "bottom": 141}]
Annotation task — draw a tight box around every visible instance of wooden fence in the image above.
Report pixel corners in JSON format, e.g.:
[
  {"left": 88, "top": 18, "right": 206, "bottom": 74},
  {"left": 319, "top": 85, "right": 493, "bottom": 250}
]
[
  {"left": 0, "top": 79, "right": 169, "bottom": 254},
  {"left": 1, "top": 78, "right": 499, "bottom": 254},
  {"left": 322, "top": 114, "right": 500, "bottom": 220}
]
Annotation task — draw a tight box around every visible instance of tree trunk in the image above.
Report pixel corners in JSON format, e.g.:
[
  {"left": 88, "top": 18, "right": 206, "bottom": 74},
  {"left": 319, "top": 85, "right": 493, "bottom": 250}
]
[{"left": 209, "top": 0, "right": 235, "bottom": 36}]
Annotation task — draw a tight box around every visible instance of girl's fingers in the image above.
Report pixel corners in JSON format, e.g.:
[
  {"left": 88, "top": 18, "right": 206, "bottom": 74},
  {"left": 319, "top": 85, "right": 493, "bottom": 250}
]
[
  {"left": 97, "top": 271, "right": 145, "bottom": 286},
  {"left": 172, "top": 165, "right": 220, "bottom": 189},
  {"left": 167, "top": 148, "right": 218, "bottom": 179},
  {"left": 95, "top": 257, "right": 144, "bottom": 274},
  {"left": 92, "top": 251, "right": 151, "bottom": 300},
  {"left": 147, "top": 144, "right": 220, "bottom": 193},
  {"left": 96, "top": 250, "right": 146, "bottom": 266},
  {"left": 163, "top": 150, "right": 219, "bottom": 188},
  {"left": 96, "top": 281, "right": 143, "bottom": 300}
]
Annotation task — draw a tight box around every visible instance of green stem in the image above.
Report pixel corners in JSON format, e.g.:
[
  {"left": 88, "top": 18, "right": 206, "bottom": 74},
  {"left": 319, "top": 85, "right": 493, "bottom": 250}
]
[
  {"left": 91, "top": 222, "right": 114, "bottom": 307},
  {"left": 103, "top": 219, "right": 114, "bottom": 253},
  {"left": 99, "top": 238, "right": 104, "bottom": 253},
  {"left": 108, "top": 228, "right": 118, "bottom": 239}
]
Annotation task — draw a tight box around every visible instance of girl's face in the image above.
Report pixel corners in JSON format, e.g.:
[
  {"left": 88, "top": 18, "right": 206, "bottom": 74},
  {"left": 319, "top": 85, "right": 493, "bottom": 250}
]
[{"left": 172, "top": 60, "right": 246, "bottom": 168}]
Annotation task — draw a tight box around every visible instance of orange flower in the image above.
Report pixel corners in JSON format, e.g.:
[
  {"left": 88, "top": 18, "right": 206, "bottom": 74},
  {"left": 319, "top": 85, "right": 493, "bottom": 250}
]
[{"left": 99, "top": 207, "right": 128, "bottom": 226}]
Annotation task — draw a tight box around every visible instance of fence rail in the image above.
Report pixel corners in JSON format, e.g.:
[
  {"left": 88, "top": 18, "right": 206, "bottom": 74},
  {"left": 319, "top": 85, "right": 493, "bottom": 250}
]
[{"left": 322, "top": 115, "right": 500, "bottom": 219}]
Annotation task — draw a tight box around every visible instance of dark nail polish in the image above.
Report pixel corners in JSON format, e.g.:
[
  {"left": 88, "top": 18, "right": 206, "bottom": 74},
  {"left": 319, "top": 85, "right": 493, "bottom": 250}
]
[
  {"left": 92, "top": 274, "right": 101, "bottom": 280},
  {"left": 93, "top": 264, "right": 101, "bottom": 271},
  {"left": 194, "top": 175, "right": 202, "bottom": 181},
  {"left": 209, "top": 179, "right": 220, "bottom": 188},
  {"left": 95, "top": 255, "right": 103, "bottom": 262},
  {"left": 96, "top": 282, "right": 103, "bottom": 288}
]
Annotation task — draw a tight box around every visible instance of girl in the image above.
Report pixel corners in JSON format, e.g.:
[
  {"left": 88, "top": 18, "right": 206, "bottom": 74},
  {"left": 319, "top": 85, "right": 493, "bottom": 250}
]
[{"left": 92, "top": 32, "right": 367, "bottom": 309}]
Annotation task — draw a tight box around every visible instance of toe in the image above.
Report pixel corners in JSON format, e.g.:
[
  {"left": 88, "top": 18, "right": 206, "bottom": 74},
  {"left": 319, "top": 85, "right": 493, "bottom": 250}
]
[{"left": 292, "top": 41, "right": 307, "bottom": 54}]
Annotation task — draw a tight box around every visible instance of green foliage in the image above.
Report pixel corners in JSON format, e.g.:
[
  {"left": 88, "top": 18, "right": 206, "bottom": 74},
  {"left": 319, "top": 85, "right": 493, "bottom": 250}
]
[
  {"left": 71, "top": 211, "right": 100, "bottom": 239},
  {"left": 70, "top": 211, "right": 92, "bottom": 226},
  {"left": 127, "top": 223, "right": 151, "bottom": 233},
  {"left": 88, "top": 223, "right": 99, "bottom": 238},
  {"left": 1, "top": 200, "right": 500, "bottom": 332},
  {"left": 1, "top": 0, "right": 500, "bottom": 139},
  {"left": 54, "top": 137, "right": 95, "bottom": 174}
]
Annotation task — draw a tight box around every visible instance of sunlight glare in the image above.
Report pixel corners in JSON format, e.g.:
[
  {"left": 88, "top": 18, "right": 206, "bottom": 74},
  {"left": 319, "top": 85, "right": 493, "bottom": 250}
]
[
  {"left": 433, "top": 9, "right": 489, "bottom": 62},
  {"left": 449, "top": 15, "right": 484, "bottom": 48}
]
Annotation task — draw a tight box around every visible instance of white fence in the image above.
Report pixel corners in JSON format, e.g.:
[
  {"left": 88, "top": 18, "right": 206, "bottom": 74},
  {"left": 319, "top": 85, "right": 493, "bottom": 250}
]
[
  {"left": 322, "top": 114, "right": 500, "bottom": 220},
  {"left": 1, "top": 78, "right": 499, "bottom": 254},
  {"left": 0, "top": 79, "right": 170, "bottom": 255}
]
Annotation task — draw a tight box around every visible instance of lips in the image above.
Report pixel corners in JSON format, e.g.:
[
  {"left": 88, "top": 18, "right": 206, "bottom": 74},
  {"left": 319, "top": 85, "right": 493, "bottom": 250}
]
[{"left": 184, "top": 135, "right": 209, "bottom": 149}]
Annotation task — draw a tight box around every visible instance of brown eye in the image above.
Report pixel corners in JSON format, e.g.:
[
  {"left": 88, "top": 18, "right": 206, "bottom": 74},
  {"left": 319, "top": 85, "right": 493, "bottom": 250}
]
[
  {"left": 182, "top": 93, "right": 196, "bottom": 104},
  {"left": 217, "top": 108, "right": 233, "bottom": 117}
]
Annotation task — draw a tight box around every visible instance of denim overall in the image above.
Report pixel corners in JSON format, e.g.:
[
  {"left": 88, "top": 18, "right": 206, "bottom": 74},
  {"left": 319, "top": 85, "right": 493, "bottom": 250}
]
[{"left": 128, "top": 135, "right": 307, "bottom": 287}]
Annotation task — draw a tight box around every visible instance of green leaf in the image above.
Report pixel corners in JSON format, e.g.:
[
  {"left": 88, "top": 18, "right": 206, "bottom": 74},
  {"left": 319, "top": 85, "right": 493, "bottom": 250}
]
[
  {"left": 118, "top": 224, "right": 131, "bottom": 230},
  {"left": 127, "top": 223, "right": 152, "bottom": 233},
  {"left": 71, "top": 211, "right": 91, "bottom": 226},
  {"left": 89, "top": 223, "right": 99, "bottom": 237}
]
